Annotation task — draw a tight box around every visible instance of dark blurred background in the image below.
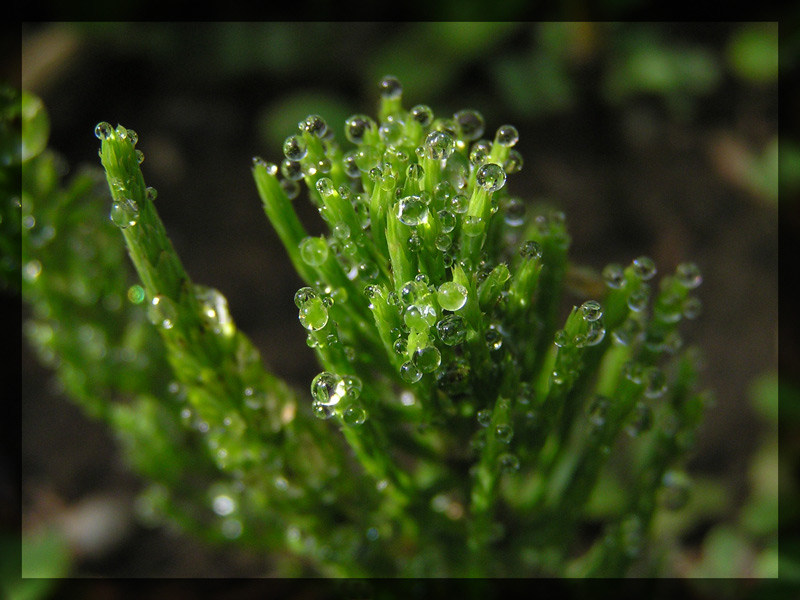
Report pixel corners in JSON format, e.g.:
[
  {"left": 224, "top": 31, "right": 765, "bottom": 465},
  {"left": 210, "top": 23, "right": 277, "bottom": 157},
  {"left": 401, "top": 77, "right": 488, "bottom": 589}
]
[{"left": 16, "top": 21, "right": 786, "bottom": 584}]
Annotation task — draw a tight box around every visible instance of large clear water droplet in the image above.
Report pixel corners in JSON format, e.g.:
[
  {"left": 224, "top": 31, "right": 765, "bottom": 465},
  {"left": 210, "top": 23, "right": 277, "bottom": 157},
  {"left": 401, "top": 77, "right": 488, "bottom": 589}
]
[
  {"left": 437, "top": 281, "right": 468, "bottom": 311},
  {"left": 311, "top": 371, "right": 346, "bottom": 406},
  {"left": 395, "top": 196, "right": 429, "bottom": 226},
  {"left": 476, "top": 163, "right": 506, "bottom": 193}
]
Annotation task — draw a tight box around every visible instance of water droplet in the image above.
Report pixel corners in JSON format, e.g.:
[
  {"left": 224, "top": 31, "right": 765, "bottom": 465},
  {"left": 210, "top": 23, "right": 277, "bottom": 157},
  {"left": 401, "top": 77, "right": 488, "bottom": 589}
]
[
  {"left": 602, "top": 263, "right": 626, "bottom": 289},
  {"left": 301, "top": 114, "right": 327, "bottom": 138},
  {"left": 195, "top": 285, "right": 234, "bottom": 336},
  {"left": 437, "top": 281, "right": 468, "bottom": 311},
  {"left": 502, "top": 197, "right": 526, "bottom": 226},
  {"left": 280, "top": 178, "right": 300, "bottom": 200},
  {"left": 283, "top": 134, "right": 308, "bottom": 161},
  {"left": 496, "top": 424, "right": 514, "bottom": 443},
  {"left": 109, "top": 198, "right": 139, "bottom": 229},
  {"left": 498, "top": 453, "right": 520, "bottom": 473},
  {"left": 580, "top": 300, "right": 603, "bottom": 322},
  {"left": 476, "top": 409, "right": 492, "bottom": 427},
  {"left": 147, "top": 294, "right": 177, "bottom": 329},
  {"left": 344, "top": 114, "right": 374, "bottom": 144},
  {"left": 379, "top": 75, "right": 403, "bottom": 99},
  {"left": 379, "top": 118, "right": 405, "bottom": 147},
  {"left": 469, "top": 139, "right": 492, "bottom": 165},
  {"left": 485, "top": 327, "right": 503, "bottom": 351},
  {"left": 450, "top": 194, "right": 469, "bottom": 214},
  {"left": 476, "top": 163, "right": 506, "bottom": 193},
  {"left": 675, "top": 262, "right": 703, "bottom": 289},
  {"left": 404, "top": 303, "right": 437, "bottom": 330},
  {"left": 312, "top": 402, "right": 336, "bottom": 419},
  {"left": 424, "top": 130, "right": 455, "bottom": 161},
  {"left": 311, "top": 371, "right": 346, "bottom": 406},
  {"left": 643, "top": 367, "right": 667, "bottom": 399},
  {"left": 632, "top": 256, "right": 657, "bottom": 281},
  {"left": 410, "top": 104, "right": 434, "bottom": 127},
  {"left": 94, "top": 121, "right": 113, "bottom": 140},
  {"left": 519, "top": 240, "right": 543, "bottom": 260},
  {"left": 395, "top": 195, "right": 429, "bottom": 226},
  {"left": 413, "top": 345, "right": 441, "bottom": 373},
  {"left": 343, "top": 403, "right": 367, "bottom": 426},
  {"left": 407, "top": 163, "right": 424, "bottom": 182},
  {"left": 127, "top": 284, "right": 146, "bottom": 304},
  {"left": 626, "top": 401, "right": 653, "bottom": 437},
  {"left": 627, "top": 285, "right": 650, "bottom": 312},
  {"left": 494, "top": 124, "right": 519, "bottom": 147},
  {"left": 503, "top": 149, "right": 524, "bottom": 174},
  {"left": 400, "top": 361, "right": 423, "bottom": 383},
  {"left": 583, "top": 321, "right": 606, "bottom": 347},
  {"left": 454, "top": 109, "right": 485, "bottom": 141},
  {"left": 316, "top": 177, "right": 335, "bottom": 198},
  {"left": 661, "top": 470, "right": 691, "bottom": 510},
  {"left": 463, "top": 215, "right": 485, "bottom": 237},
  {"left": 212, "top": 494, "right": 236, "bottom": 516},
  {"left": 281, "top": 158, "right": 304, "bottom": 181},
  {"left": 554, "top": 329, "right": 569, "bottom": 347},
  {"left": 298, "top": 293, "right": 329, "bottom": 331},
  {"left": 682, "top": 296, "right": 702, "bottom": 319}
]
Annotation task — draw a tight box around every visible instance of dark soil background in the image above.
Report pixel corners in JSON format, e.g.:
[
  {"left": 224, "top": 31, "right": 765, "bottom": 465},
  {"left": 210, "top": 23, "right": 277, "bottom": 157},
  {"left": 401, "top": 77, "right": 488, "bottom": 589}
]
[{"left": 14, "top": 21, "right": 786, "bottom": 585}]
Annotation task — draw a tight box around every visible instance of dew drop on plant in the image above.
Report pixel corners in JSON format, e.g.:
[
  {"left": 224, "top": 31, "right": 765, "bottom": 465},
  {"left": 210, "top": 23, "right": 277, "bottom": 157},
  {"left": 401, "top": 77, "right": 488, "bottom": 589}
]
[
  {"left": 302, "top": 114, "right": 328, "bottom": 138},
  {"left": 424, "top": 130, "right": 456, "bottom": 161},
  {"left": 195, "top": 286, "right": 234, "bottom": 337},
  {"left": 580, "top": 300, "right": 603, "bottom": 322},
  {"left": 410, "top": 104, "right": 434, "bottom": 127},
  {"left": 94, "top": 121, "right": 113, "bottom": 140},
  {"left": 463, "top": 215, "right": 485, "bottom": 238},
  {"left": 503, "top": 149, "right": 524, "bottom": 174},
  {"left": 136, "top": 149, "right": 145, "bottom": 164},
  {"left": 519, "top": 240, "right": 543, "bottom": 261},
  {"left": 627, "top": 285, "right": 650, "bottom": 312},
  {"left": 212, "top": 494, "right": 236, "bottom": 517},
  {"left": 379, "top": 75, "right": 403, "bottom": 99},
  {"left": 110, "top": 198, "right": 139, "bottom": 229},
  {"left": 554, "top": 329, "right": 569, "bottom": 348},
  {"left": 294, "top": 286, "right": 317, "bottom": 308},
  {"left": 435, "top": 234, "right": 451, "bottom": 252},
  {"left": 496, "top": 424, "right": 514, "bottom": 443},
  {"left": 147, "top": 294, "right": 177, "bottom": 330},
  {"left": 660, "top": 470, "right": 691, "bottom": 510},
  {"left": 343, "top": 403, "right": 367, "bottom": 426},
  {"left": 602, "top": 263, "right": 626, "bottom": 289},
  {"left": 498, "top": 452, "right": 520, "bottom": 473},
  {"left": 283, "top": 134, "right": 308, "bottom": 161},
  {"left": 436, "top": 314, "right": 467, "bottom": 346},
  {"left": 395, "top": 196, "right": 429, "bottom": 226},
  {"left": 400, "top": 360, "right": 423, "bottom": 384},
  {"left": 311, "top": 371, "right": 346, "bottom": 406},
  {"left": 454, "top": 109, "right": 485, "bottom": 141},
  {"left": 583, "top": 321, "right": 606, "bottom": 347},
  {"left": 437, "top": 281, "right": 468, "bottom": 311},
  {"left": 343, "top": 375, "right": 363, "bottom": 400},
  {"left": 280, "top": 178, "right": 300, "bottom": 200},
  {"left": 682, "top": 296, "right": 702, "bottom": 319},
  {"left": 476, "top": 163, "right": 507, "bottom": 193},
  {"left": 502, "top": 197, "right": 526, "bottom": 226},
  {"left": 675, "top": 262, "right": 703, "bottom": 289},
  {"left": 344, "top": 114, "right": 374, "bottom": 144},
  {"left": 299, "top": 236, "right": 329, "bottom": 267},
  {"left": 298, "top": 295, "right": 329, "bottom": 331},
  {"left": 494, "top": 124, "right": 519, "bottom": 148},
  {"left": 485, "top": 327, "right": 503, "bottom": 351},
  {"left": 632, "top": 256, "right": 657, "bottom": 281},
  {"left": 413, "top": 345, "right": 441, "bottom": 373},
  {"left": 312, "top": 401, "right": 336, "bottom": 419},
  {"left": 469, "top": 139, "right": 492, "bottom": 166}
]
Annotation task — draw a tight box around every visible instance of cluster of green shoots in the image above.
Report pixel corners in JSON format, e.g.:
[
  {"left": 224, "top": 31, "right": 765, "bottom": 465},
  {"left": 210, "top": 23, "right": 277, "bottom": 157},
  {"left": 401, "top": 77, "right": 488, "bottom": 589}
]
[{"left": 25, "top": 77, "right": 709, "bottom": 577}]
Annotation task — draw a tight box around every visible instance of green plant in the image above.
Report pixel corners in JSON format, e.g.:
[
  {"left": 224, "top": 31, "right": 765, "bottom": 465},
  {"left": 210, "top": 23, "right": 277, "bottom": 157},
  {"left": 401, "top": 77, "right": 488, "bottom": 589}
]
[{"left": 21, "top": 76, "right": 711, "bottom": 577}]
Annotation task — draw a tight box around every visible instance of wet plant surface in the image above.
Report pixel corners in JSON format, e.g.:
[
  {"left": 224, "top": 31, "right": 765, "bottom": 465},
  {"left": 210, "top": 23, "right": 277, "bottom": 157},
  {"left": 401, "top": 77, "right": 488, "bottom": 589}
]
[{"left": 17, "top": 22, "right": 780, "bottom": 579}]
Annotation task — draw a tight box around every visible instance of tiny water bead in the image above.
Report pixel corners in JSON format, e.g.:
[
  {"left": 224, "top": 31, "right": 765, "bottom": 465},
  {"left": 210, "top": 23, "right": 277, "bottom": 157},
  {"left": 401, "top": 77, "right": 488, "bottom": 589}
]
[
  {"left": 602, "top": 263, "right": 626, "bottom": 289},
  {"left": 498, "top": 452, "right": 520, "bottom": 473},
  {"left": 475, "top": 163, "right": 507, "bottom": 193},
  {"left": 410, "top": 104, "right": 434, "bottom": 127},
  {"left": 127, "top": 284, "right": 146, "bottom": 304},
  {"left": 580, "top": 300, "right": 603, "bottom": 322},
  {"left": 436, "top": 281, "right": 468, "bottom": 311},
  {"left": 301, "top": 114, "right": 328, "bottom": 138},
  {"left": 519, "top": 240, "right": 543, "bottom": 260},
  {"left": 311, "top": 371, "right": 347, "bottom": 406},
  {"left": 675, "top": 262, "right": 703, "bottom": 289},
  {"left": 453, "top": 109, "right": 485, "bottom": 141},
  {"left": 297, "top": 291, "right": 329, "bottom": 331},
  {"left": 400, "top": 361, "right": 423, "bottom": 384},
  {"left": 343, "top": 404, "right": 367, "bottom": 426},
  {"left": 413, "top": 345, "right": 441, "bottom": 373},
  {"left": 436, "top": 314, "right": 467, "bottom": 346},
  {"left": 283, "top": 135, "right": 308, "bottom": 161},
  {"left": 632, "top": 256, "right": 657, "bottom": 281},
  {"left": 109, "top": 198, "right": 139, "bottom": 229},
  {"left": 94, "top": 121, "right": 114, "bottom": 140},
  {"left": 503, "top": 149, "right": 524, "bottom": 174},
  {"left": 379, "top": 75, "right": 403, "bottom": 99},
  {"left": 424, "top": 131, "right": 456, "bottom": 161},
  {"left": 494, "top": 124, "right": 519, "bottom": 148},
  {"left": 395, "top": 196, "right": 429, "bottom": 226},
  {"left": 147, "top": 294, "right": 177, "bottom": 330},
  {"left": 495, "top": 424, "right": 514, "bottom": 443}
]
